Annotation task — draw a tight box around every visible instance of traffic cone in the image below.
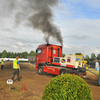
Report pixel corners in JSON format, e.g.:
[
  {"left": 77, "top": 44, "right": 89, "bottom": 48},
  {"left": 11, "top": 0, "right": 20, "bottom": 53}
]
[{"left": 22, "top": 83, "right": 25, "bottom": 92}]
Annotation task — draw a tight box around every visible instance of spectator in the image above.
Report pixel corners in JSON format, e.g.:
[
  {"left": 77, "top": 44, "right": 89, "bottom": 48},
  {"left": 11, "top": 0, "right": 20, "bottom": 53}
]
[
  {"left": 12, "top": 56, "right": 20, "bottom": 81},
  {"left": 1, "top": 59, "right": 4, "bottom": 71}
]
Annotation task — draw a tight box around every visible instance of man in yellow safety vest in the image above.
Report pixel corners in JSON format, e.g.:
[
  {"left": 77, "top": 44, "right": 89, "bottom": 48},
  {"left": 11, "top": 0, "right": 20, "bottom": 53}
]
[
  {"left": 12, "top": 56, "right": 20, "bottom": 81},
  {"left": 1, "top": 59, "right": 4, "bottom": 71}
]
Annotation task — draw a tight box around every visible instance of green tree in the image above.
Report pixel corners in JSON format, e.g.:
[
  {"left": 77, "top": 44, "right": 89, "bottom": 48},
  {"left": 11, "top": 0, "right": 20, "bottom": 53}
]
[
  {"left": 6, "top": 52, "right": 11, "bottom": 58},
  {"left": 75, "top": 53, "right": 82, "bottom": 55},
  {"left": 15, "top": 53, "right": 17, "bottom": 57},
  {"left": 17, "top": 53, "right": 21, "bottom": 57},
  {"left": 97, "top": 54, "right": 100, "bottom": 60},
  {"left": 0, "top": 53, "right": 2, "bottom": 58},
  {"left": 24, "top": 51, "right": 28, "bottom": 58},
  {"left": 22, "top": 52, "right": 26, "bottom": 58},
  {"left": 85, "top": 55, "right": 90, "bottom": 62},
  {"left": 91, "top": 53, "right": 96, "bottom": 61},
  {"left": 1, "top": 50, "right": 7, "bottom": 58},
  {"left": 29, "top": 50, "right": 36, "bottom": 56},
  {"left": 62, "top": 54, "right": 65, "bottom": 57},
  {"left": 9, "top": 52, "right": 15, "bottom": 58},
  {"left": 0, "top": 50, "right": 36, "bottom": 58},
  {"left": 19, "top": 55, "right": 22, "bottom": 58}
]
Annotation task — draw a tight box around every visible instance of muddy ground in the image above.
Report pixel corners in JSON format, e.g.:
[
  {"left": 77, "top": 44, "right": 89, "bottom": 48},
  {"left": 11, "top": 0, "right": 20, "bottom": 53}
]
[{"left": 0, "top": 62, "right": 100, "bottom": 100}]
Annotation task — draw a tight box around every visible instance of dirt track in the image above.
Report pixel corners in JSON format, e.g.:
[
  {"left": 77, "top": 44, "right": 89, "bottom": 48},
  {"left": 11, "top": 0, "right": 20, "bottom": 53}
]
[{"left": 0, "top": 62, "right": 100, "bottom": 100}]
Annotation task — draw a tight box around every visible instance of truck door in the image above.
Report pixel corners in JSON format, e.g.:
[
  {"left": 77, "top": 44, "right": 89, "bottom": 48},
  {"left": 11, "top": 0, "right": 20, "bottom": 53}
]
[
  {"left": 35, "top": 48, "right": 47, "bottom": 67},
  {"left": 35, "top": 49, "right": 42, "bottom": 68}
]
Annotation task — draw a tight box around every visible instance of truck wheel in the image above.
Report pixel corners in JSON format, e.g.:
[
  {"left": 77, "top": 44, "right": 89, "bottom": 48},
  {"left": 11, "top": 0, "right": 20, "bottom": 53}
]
[
  {"left": 38, "top": 66, "right": 44, "bottom": 75},
  {"left": 60, "top": 69, "right": 66, "bottom": 75}
]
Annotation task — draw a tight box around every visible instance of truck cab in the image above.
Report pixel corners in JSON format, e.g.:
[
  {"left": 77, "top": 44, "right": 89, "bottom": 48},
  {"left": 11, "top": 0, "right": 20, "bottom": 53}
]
[{"left": 35, "top": 44, "right": 62, "bottom": 71}]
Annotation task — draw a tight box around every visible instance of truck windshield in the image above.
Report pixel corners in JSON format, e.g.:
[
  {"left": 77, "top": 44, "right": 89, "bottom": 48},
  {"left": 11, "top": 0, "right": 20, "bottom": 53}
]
[{"left": 37, "top": 49, "right": 41, "bottom": 55}]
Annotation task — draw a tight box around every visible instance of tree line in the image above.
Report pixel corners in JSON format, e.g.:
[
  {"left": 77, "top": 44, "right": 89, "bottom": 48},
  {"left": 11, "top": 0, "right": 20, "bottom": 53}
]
[
  {"left": 0, "top": 50, "right": 66, "bottom": 58},
  {"left": 0, "top": 50, "right": 100, "bottom": 62},
  {"left": 0, "top": 50, "right": 36, "bottom": 58}
]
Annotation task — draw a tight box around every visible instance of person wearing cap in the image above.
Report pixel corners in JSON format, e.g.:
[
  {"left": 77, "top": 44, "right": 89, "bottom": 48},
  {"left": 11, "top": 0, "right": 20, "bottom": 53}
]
[
  {"left": 12, "top": 56, "right": 20, "bottom": 81},
  {"left": 1, "top": 59, "right": 4, "bottom": 71}
]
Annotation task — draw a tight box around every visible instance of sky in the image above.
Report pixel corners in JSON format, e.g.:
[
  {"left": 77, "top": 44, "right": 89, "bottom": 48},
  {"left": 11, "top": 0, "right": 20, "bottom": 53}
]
[{"left": 0, "top": 0, "right": 100, "bottom": 58}]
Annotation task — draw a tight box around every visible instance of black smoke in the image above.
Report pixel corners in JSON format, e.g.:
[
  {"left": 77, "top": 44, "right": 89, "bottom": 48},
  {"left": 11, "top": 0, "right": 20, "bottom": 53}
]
[{"left": 1, "top": 0, "right": 63, "bottom": 46}]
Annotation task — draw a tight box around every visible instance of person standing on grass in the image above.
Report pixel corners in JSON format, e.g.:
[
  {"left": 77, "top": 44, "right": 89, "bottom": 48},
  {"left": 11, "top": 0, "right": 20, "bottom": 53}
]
[
  {"left": 12, "top": 56, "right": 20, "bottom": 81},
  {"left": 1, "top": 59, "right": 4, "bottom": 71},
  {"left": 94, "top": 59, "right": 99, "bottom": 70}
]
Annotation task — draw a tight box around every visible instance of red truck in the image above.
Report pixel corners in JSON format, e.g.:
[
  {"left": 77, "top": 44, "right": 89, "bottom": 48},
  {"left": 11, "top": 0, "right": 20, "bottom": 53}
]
[{"left": 35, "top": 44, "right": 87, "bottom": 77}]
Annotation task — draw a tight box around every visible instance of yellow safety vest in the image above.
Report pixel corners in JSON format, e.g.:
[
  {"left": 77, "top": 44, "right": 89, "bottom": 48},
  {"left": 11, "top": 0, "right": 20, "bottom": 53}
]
[
  {"left": 1, "top": 61, "right": 4, "bottom": 65},
  {"left": 13, "top": 60, "right": 18, "bottom": 69}
]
